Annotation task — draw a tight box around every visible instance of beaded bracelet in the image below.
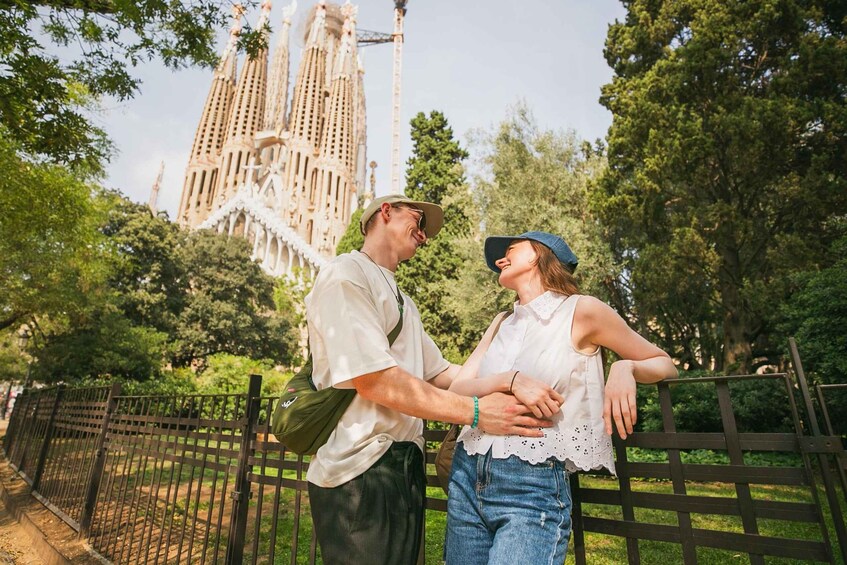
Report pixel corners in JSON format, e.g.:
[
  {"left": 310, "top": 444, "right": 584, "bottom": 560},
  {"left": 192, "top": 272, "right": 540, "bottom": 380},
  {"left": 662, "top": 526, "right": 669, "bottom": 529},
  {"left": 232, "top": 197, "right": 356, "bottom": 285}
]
[{"left": 471, "top": 396, "right": 479, "bottom": 428}]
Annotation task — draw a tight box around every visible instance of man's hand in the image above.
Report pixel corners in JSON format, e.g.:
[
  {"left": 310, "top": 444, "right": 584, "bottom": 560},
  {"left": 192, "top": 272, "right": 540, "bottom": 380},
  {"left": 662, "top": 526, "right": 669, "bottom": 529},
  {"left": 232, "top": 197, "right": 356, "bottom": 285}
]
[
  {"left": 510, "top": 372, "right": 564, "bottom": 418},
  {"left": 477, "top": 393, "right": 552, "bottom": 437},
  {"left": 603, "top": 360, "right": 637, "bottom": 440}
]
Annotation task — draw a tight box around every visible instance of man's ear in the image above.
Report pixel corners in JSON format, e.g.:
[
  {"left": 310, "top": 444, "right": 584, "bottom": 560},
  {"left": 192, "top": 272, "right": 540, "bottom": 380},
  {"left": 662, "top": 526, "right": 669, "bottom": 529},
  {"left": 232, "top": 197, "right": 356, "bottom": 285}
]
[{"left": 380, "top": 202, "right": 392, "bottom": 222}]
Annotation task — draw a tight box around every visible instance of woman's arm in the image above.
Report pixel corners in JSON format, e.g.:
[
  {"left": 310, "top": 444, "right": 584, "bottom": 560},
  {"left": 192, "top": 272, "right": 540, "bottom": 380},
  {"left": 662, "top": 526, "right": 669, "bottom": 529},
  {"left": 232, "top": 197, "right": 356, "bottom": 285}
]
[
  {"left": 448, "top": 312, "right": 564, "bottom": 418},
  {"left": 573, "top": 296, "right": 678, "bottom": 439}
]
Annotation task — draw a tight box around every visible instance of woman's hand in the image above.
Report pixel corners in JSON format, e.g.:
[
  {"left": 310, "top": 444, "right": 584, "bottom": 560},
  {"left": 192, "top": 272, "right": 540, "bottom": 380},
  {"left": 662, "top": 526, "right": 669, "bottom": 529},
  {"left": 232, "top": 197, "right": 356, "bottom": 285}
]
[
  {"left": 509, "top": 372, "right": 564, "bottom": 419},
  {"left": 604, "top": 360, "right": 637, "bottom": 440}
]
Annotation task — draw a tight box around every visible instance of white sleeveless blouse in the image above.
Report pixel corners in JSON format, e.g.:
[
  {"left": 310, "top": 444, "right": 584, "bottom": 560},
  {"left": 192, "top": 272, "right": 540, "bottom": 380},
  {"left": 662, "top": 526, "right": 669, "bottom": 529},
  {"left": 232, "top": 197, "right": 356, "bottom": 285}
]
[{"left": 458, "top": 292, "right": 615, "bottom": 474}]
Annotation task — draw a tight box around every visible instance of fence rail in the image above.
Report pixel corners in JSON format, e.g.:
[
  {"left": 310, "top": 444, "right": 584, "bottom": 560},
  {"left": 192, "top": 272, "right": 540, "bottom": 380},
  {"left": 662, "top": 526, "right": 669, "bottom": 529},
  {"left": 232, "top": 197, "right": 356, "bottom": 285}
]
[{"left": 2, "top": 365, "right": 845, "bottom": 564}]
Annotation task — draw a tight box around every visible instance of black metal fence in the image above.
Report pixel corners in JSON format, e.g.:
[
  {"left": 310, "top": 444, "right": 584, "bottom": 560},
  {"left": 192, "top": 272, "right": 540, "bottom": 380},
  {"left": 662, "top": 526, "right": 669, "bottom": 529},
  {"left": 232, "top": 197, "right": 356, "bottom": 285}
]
[{"left": 2, "top": 361, "right": 845, "bottom": 564}]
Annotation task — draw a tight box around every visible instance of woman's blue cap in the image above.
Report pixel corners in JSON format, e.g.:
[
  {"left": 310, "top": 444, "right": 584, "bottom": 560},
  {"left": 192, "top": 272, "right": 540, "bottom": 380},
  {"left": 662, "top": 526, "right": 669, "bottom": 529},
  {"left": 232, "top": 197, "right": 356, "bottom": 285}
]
[{"left": 484, "top": 231, "right": 578, "bottom": 274}]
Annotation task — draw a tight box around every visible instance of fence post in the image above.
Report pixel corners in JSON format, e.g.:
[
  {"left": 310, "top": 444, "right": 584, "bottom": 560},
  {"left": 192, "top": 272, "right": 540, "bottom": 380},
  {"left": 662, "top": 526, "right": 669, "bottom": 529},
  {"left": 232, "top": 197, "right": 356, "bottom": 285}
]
[
  {"left": 78, "top": 382, "right": 121, "bottom": 539},
  {"left": 225, "top": 374, "right": 262, "bottom": 565},
  {"left": 16, "top": 390, "right": 44, "bottom": 473},
  {"left": 789, "top": 338, "right": 847, "bottom": 563},
  {"left": 31, "top": 385, "right": 65, "bottom": 492},
  {"left": 3, "top": 388, "right": 26, "bottom": 455}
]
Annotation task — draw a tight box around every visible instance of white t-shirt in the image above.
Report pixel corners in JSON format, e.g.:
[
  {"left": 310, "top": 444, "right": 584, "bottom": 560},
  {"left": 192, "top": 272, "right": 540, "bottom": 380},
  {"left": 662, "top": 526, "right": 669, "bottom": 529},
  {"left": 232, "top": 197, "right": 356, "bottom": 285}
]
[
  {"left": 458, "top": 292, "right": 615, "bottom": 474},
  {"left": 305, "top": 250, "right": 450, "bottom": 487}
]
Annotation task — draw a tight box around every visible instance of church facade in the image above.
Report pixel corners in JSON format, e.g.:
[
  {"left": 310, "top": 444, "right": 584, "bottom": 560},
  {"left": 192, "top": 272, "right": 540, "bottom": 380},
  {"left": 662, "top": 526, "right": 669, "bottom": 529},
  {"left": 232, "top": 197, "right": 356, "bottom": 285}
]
[{"left": 176, "top": 1, "right": 368, "bottom": 278}]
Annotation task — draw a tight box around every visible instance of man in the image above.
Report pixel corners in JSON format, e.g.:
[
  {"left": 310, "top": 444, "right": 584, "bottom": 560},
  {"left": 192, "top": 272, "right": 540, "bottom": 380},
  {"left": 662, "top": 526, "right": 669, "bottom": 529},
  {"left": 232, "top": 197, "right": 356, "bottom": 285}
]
[{"left": 305, "top": 194, "right": 557, "bottom": 565}]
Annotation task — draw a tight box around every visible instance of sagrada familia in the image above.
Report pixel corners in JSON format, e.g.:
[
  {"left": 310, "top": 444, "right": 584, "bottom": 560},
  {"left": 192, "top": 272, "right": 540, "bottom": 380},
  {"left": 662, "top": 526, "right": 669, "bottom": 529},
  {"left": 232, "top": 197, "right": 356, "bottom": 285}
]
[{"left": 176, "top": 0, "right": 370, "bottom": 278}]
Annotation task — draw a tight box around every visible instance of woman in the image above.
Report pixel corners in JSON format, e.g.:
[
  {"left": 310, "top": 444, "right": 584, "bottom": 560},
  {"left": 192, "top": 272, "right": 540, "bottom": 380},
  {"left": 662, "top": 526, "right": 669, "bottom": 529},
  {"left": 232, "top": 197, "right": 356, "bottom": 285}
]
[{"left": 445, "top": 231, "right": 677, "bottom": 565}]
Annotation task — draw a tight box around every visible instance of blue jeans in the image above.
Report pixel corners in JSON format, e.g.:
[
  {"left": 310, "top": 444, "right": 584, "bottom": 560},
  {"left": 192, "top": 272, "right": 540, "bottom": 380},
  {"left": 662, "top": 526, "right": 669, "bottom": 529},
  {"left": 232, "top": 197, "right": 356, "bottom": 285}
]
[{"left": 445, "top": 443, "right": 572, "bottom": 565}]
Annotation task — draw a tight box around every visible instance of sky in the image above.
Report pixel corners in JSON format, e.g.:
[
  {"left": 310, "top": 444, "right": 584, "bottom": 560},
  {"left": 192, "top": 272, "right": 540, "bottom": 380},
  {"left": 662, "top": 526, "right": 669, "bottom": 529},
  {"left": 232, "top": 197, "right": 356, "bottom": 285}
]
[{"left": 96, "top": 0, "right": 627, "bottom": 219}]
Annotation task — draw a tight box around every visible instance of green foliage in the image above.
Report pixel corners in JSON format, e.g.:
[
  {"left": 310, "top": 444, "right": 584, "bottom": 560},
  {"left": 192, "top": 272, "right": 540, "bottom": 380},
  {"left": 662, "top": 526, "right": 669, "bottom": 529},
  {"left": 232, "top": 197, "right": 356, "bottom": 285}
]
[
  {"left": 28, "top": 193, "right": 300, "bottom": 382},
  {"left": 597, "top": 0, "right": 847, "bottom": 372},
  {"left": 174, "top": 230, "right": 298, "bottom": 366},
  {"left": 405, "top": 111, "right": 469, "bottom": 206},
  {"left": 34, "top": 310, "right": 170, "bottom": 381},
  {"left": 635, "top": 371, "right": 794, "bottom": 435},
  {"left": 0, "top": 333, "right": 27, "bottom": 382},
  {"left": 195, "top": 353, "right": 293, "bottom": 398},
  {"left": 780, "top": 229, "right": 847, "bottom": 424},
  {"left": 0, "top": 132, "right": 107, "bottom": 333},
  {"left": 443, "top": 104, "right": 617, "bottom": 354},
  {"left": 274, "top": 271, "right": 311, "bottom": 339},
  {"left": 335, "top": 207, "right": 364, "bottom": 256},
  {"left": 0, "top": 0, "right": 266, "bottom": 173},
  {"left": 76, "top": 368, "right": 199, "bottom": 397},
  {"left": 122, "top": 369, "right": 199, "bottom": 397},
  {"left": 396, "top": 111, "right": 472, "bottom": 361},
  {"left": 625, "top": 447, "right": 801, "bottom": 468},
  {"left": 99, "top": 194, "right": 186, "bottom": 334}
]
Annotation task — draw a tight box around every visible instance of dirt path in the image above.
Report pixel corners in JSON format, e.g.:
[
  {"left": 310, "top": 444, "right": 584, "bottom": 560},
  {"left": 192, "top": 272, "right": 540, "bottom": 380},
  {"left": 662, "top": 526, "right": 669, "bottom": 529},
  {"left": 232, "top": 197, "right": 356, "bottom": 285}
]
[
  {"left": 0, "top": 500, "right": 45, "bottom": 565},
  {"left": 0, "top": 419, "right": 44, "bottom": 565}
]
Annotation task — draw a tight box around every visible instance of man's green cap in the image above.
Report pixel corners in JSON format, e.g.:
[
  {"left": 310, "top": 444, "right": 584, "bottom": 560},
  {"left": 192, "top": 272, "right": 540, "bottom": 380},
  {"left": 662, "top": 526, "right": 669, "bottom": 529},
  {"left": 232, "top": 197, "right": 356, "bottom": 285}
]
[{"left": 359, "top": 194, "right": 444, "bottom": 238}]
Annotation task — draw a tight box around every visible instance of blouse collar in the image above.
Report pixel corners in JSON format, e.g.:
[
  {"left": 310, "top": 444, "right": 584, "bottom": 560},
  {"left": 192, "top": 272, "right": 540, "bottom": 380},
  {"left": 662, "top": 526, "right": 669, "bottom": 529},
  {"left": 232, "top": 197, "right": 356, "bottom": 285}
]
[{"left": 513, "top": 291, "right": 567, "bottom": 321}]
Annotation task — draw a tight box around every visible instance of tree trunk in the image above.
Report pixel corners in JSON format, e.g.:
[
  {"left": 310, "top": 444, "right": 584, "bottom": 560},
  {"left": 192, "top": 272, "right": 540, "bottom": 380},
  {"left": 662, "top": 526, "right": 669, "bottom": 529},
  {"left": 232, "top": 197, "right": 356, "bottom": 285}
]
[
  {"left": 716, "top": 240, "right": 754, "bottom": 374},
  {"left": 718, "top": 277, "right": 753, "bottom": 374}
]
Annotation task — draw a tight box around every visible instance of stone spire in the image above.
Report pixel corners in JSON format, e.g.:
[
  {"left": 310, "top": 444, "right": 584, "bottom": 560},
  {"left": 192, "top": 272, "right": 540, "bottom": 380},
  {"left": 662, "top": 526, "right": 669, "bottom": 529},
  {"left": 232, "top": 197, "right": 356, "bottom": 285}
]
[
  {"left": 282, "top": 0, "right": 329, "bottom": 243},
  {"left": 264, "top": 0, "right": 296, "bottom": 133},
  {"left": 354, "top": 52, "right": 367, "bottom": 203},
  {"left": 176, "top": 6, "right": 242, "bottom": 227},
  {"left": 288, "top": 1, "right": 328, "bottom": 147},
  {"left": 313, "top": 4, "right": 357, "bottom": 252},
  {"left": 210, "top": 0, "right": 272, "bottom": 210}
]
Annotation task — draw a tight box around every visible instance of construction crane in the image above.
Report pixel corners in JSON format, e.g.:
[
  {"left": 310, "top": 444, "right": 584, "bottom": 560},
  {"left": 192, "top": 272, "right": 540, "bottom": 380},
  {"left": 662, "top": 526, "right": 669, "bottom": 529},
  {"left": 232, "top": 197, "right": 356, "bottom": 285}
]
[
  {"left": 356, "top": 28, "right": 392, "bottom": 46},
  {"left": 353, "top": 1, "right": 407, "bottom": 195}
]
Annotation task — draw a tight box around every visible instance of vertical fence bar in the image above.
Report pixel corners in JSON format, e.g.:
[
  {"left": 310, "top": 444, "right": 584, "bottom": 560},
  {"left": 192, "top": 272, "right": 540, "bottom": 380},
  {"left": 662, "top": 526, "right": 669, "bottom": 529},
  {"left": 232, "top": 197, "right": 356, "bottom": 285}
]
[
  {"left": 658, "top": 382, "right": 697, "bottom": 565},
  {"left": 15, "top": 390, "right": 44, "bottom": 473},
  {"left": 79, "top": 382, "right": 121, "bottom": 539},
  {"left": 31, "top": 385, "right": 65, "bottom": 492},
  {"left": 226, "top": 374, "right": 262, "bottom": 565},
  {"left": 789, "top": 338, "right": 847, "bottom": 563},
  {"left": 3, "top": 388, "right": 25, "bottom": 453},
  {"left": 715, "top": 381, "right": 765, "bottom": 565},
  {"left": 816, "top": 385, "right": 847, "bottom": 505}
]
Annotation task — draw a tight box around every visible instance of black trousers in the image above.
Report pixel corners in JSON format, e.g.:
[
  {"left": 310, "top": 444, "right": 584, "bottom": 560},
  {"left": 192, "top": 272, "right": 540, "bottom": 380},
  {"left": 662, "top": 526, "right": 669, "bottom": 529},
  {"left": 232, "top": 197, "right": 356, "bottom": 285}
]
[{"left": 308, "top": 441, "right": 426, "bottom": 565}]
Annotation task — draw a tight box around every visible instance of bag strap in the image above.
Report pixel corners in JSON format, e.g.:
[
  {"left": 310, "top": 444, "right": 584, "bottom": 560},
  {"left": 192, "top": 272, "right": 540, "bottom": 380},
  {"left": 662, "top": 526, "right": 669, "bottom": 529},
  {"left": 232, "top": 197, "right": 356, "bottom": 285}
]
[
  {"left": 386, "top": 295, "right": 404, "bottom": 345},
  {"left": 352, "top": 253, "right": 405, "bottom": 348},
  {"left": 491, "top": 310, "right": 511, "bottom": 336}
]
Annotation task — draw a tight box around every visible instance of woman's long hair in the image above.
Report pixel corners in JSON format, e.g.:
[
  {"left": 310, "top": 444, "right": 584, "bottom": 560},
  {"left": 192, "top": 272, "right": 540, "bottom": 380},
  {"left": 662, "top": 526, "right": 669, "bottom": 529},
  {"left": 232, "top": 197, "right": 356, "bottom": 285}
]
[{"left": 529, "top": 240, "right": 579, "bottom": 297}]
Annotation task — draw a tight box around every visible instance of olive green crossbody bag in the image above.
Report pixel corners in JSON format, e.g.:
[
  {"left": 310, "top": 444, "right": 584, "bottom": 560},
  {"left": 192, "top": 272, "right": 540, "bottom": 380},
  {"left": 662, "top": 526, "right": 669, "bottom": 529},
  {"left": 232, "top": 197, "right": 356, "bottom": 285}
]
[{"left": 270, "top": 309, "right": 403, "bottom": 455}]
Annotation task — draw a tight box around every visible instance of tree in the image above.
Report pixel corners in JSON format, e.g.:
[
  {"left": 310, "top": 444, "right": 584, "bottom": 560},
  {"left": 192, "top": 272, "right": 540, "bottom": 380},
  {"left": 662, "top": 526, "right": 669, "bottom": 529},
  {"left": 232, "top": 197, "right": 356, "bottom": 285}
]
[
  {"left": 0, "top": 0, "right": 266, "bottom": 173},
  {"left": 404, "top": 111, "right": 470, "bottom": 206},
  {"left": 597, "top": 0, "right": 847, "bottom": 372},
  {"left": 33, "top": 311, "right": 170, "bottom": 381},
  {"left": 395, "top": 111, "right": 471, "bottom": 361},
  {"left": 0, "top": 132, "right": 106, "bottom": 333},
  {"left": 780, "top": 228, "right": 847, "bottom": 422},
  {"left": 29, "top": 194, "right": 300, "bottom": 381},
  {"left": 98, "top": 193, "right": 187, "bottom": 333},
  {"left": 443, "top": 105, "right": 617, "bottom": 355},
  {"left": 335, "top": 207, "right": 364, "bottom": 256},
  {"left": 174, "top": 230, "right": 299, "bottom": 367}
]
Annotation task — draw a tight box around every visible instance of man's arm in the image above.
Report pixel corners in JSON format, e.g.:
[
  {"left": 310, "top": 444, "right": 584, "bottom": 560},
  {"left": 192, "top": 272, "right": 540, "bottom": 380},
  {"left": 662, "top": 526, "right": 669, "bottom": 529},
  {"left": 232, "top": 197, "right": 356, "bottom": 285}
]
[
  {"left": 352, "top": 366, "right": 551, "bottom": 437},
  {"left": 428, "top": 363, "right": 460, "bottom": 390}
]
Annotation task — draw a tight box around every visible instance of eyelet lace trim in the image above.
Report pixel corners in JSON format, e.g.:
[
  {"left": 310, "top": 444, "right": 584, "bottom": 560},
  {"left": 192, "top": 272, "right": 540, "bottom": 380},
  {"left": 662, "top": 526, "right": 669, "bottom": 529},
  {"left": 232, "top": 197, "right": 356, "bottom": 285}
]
[{"left": 460, "top": 423, "right": 616, "bottom": 475}]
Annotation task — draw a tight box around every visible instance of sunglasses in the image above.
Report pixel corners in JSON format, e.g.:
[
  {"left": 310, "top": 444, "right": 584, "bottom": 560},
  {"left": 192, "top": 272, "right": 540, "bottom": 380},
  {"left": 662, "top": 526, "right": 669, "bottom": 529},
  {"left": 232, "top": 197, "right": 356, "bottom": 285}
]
[{"left": 393, "top": 205, "right": 427, "bottom": 233}]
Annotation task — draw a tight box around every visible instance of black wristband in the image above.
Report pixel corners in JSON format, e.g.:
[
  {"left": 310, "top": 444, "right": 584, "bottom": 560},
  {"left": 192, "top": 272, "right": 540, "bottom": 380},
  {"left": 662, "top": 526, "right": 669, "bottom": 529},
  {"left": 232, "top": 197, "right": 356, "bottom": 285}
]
[{"left": 509, "top": 370, "right": 519, "bottom": 394}]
